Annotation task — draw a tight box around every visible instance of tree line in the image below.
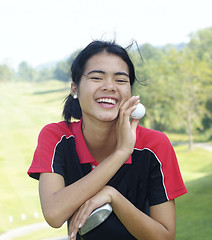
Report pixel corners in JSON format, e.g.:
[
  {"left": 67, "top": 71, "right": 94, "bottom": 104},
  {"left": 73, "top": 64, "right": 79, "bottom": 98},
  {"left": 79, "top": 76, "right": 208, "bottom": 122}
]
[
  {"left": 133, "top": 27, "right": 212, "bottom": 149},
  {"left": 1, "top": 27, "right": 212, "bottom": 148}
]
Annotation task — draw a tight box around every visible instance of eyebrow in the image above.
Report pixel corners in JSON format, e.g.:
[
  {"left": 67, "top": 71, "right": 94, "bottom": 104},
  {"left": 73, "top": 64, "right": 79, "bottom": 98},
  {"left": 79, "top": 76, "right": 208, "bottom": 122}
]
[
  {"left": 86, "top": 70, "right": 129, "bottom": 77},
  {"left": 86, "top": 70, "right": 105, "bottom": 75},
  {"left": 115, "top": 72, "right": 129, "bottom": 77}
]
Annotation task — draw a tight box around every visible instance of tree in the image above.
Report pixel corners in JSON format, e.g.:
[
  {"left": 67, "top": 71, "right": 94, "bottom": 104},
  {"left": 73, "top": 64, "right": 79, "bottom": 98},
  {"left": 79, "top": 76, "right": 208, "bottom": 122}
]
[
  {"left": 38, "top": 68, "right": 55, "bottom": 81},
  {"left": 67, "top": 49, "right": 81, "bottom": 66},
  {"left": 133, "top": 45, "right": 177, "bottom": 131},
  {"left": 167, "top": 48, "right": 207, "bottom": 150},
  {"left": 202, "top": 97, "right": 212, "bottom": 132},
  {"left": 187, "top": 27, "right": 212, "bottom": 142},
  {"left": 133, "top": 28, "right": 212, "bottom": 149},
  {"left": 188, "top": 27, "right": 212, "bottom": 60},
  {"left": 18, "top": 61, "right": 38, "bottom": 82},
  {"left": 54, "top": 61, "right": 69, "bottom": 82},
  {"left": 54, "top": 49, "right": 82, "bottom": 82},
  {"left": 0, "top": 64, "right": 15, "bottom": 83}
]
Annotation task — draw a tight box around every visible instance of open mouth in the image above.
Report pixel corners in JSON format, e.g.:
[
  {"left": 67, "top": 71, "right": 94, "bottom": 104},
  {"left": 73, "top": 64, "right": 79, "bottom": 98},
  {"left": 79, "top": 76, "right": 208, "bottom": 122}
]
[{"left": 96, "top": 98, "right": 117, "bottom": 105}]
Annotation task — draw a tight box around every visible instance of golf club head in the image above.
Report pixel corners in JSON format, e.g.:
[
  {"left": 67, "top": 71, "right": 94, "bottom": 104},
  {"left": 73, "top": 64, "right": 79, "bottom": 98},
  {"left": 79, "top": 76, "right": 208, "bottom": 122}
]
[{"left": 79, "top": 203, "right": 112, "bottom": 235}]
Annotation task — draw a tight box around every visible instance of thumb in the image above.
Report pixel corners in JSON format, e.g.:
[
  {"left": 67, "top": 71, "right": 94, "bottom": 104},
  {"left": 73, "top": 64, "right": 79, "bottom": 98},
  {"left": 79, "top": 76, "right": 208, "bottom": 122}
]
[{"left": 131, "top": 118, "right": 139, "bottom": 133}]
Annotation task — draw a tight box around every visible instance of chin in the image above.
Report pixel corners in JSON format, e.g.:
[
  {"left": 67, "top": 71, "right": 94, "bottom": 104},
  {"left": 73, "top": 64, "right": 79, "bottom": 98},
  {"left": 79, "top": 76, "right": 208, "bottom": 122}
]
[{"left": 97, "top": 113, "right": 118, "bottom": 122}]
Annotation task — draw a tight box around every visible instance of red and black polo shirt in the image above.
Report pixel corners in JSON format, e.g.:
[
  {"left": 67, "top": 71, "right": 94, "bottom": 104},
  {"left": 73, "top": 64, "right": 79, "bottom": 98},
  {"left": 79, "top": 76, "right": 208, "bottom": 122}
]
[{"left": 28, "top": 119, "right": 187, "bottom": 240}]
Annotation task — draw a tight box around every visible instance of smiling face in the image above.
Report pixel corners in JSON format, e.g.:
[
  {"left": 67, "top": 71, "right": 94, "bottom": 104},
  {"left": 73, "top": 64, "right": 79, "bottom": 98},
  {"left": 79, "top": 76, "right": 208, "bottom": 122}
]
[{"left": 77, "top": 52, "right": 131, "bottom": 122}]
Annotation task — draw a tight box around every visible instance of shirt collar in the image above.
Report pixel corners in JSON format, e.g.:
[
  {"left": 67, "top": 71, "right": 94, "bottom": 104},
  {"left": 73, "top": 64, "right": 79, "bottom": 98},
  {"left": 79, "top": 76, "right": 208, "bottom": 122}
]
[{"left": 72, "top": 119, "right": 132, "bottom": 164}]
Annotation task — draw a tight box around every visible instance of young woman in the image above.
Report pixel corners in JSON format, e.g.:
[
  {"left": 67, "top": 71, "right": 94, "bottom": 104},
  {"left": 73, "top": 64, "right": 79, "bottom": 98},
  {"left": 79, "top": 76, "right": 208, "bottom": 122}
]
[{"left": 28, "top": 41, "right": 187, "bottom": 240}]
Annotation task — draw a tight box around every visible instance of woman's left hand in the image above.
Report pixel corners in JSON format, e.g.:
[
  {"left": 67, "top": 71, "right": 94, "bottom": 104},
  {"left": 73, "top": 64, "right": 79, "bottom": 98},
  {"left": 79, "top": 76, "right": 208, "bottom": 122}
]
[
  {"left": 68, "top": 185, "right": 115, "bottom": 240},
  {"left": 115, "top": 96, "right": 140, "bottom": 157}
]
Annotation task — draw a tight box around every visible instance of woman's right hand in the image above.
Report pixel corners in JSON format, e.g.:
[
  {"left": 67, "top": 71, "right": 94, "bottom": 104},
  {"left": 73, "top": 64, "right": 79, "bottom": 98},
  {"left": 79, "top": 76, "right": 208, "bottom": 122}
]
[
  {"left": 68, "top": 186, "right": 115, "bottom": 240},
  {"left": 115, "top": 96, "right": 140, "bottom": 157}
]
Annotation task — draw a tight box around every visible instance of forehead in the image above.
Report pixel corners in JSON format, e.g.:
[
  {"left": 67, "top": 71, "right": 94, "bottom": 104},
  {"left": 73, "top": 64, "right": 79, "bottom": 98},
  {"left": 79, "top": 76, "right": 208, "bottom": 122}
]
[{"left": 83, "top": 52, "right": 129, "bottom": 74}]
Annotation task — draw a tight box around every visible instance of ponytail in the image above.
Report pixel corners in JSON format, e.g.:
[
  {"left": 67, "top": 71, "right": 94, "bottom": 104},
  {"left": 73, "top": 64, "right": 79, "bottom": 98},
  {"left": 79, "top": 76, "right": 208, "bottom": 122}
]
[{"left": 62, "top": 93, "right": 82, "bottom": 122}]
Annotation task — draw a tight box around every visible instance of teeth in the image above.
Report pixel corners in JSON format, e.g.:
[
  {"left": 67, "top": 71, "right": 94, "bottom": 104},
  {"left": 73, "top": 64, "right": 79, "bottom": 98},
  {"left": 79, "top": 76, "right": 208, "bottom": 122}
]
[{"left": 97, "top": 98, "right": 116, "bottom": 104}]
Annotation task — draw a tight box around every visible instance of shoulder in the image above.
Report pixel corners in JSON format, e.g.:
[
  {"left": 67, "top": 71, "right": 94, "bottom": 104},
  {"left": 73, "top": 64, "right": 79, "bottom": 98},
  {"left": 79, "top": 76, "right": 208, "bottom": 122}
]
[
  {"left": 39, "top": 121, "right": 79, "bottom": 138},
  {"left": 135, "top": 125, "right": 171, "bottom": 150},
  {"left": 37, "top": 120, "right": 81, "bottom": 145}
]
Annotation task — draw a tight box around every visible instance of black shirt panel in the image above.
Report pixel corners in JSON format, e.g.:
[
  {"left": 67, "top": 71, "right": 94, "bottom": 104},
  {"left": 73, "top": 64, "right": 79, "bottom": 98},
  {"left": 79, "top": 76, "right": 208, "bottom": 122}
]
[
  {"left": 61, "top": 140, "right": 164, "bottom": 240},
  {"left": 53, "top": 136, "right": 91, "bottom": 186},
  {"left": 59, "top": 137, "right": 161, "bottom": 211},
  {"left": 78, "top": 212, "right": 136, "bottom": 240}
]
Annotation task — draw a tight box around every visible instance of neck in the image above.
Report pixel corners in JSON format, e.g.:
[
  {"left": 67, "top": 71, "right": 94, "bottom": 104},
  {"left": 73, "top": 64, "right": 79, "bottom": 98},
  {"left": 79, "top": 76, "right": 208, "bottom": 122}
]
[{"left": 82, "top": 116, "right": 117, "bottom": 162}]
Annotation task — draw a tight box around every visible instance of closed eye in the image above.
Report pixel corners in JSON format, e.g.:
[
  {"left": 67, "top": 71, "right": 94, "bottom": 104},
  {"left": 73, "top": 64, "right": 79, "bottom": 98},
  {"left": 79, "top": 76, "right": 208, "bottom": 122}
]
[
  {"left": 91, "top": 77, "right": 102, "bottom": 80},
  {"left": 116, "top": 79, "right": 129, "bottom": 83}
]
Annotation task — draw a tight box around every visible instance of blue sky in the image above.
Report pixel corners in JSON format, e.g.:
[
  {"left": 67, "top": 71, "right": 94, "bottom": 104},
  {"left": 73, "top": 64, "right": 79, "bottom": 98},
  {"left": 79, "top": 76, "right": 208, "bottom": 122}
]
[{"left": 0, "top": 0, "right": 211, "bottom": 68}]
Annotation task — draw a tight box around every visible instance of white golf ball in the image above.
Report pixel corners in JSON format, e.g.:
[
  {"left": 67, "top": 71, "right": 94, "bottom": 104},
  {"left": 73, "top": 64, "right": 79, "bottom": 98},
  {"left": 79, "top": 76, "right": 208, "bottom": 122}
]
[{"left": 131, "top": 103, "right": 146, "bottom": 119}]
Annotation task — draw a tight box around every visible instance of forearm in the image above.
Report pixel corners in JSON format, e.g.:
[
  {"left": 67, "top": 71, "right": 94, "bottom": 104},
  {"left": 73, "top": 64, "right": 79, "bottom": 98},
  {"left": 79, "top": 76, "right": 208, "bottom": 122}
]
[
  {"left": 111, "top": 189, "right": 176, "bottom": 240},
  {"left": 39, "top": 150, "right": 130, "bottom": 227}
]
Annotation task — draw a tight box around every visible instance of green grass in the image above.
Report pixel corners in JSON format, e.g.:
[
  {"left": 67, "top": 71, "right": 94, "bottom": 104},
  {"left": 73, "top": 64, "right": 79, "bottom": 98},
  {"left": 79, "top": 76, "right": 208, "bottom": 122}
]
[
  {"left": 0, "top": 81, "right": 69, "bottom": 237},
  {"left": 175, "top": 145, "right": 212, "bottom": 240},
  {"left": 0, "top": 81, "right": 211, "bottom": 239},
  {"left": 175, "top": 145, "right": 212, "bottom": 182},
  {"left": 176, "top": 175, "right": 212, "bottom": 240}
]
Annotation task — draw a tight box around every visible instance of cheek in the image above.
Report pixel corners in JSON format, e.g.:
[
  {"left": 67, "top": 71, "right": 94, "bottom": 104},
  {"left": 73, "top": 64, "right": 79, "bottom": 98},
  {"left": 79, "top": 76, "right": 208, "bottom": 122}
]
[
  {"left": 122, "top": 86, "right": 132, "bottom": 100},
  {"left": 77, "top": 83, "right": 96, "bottom": 109}
]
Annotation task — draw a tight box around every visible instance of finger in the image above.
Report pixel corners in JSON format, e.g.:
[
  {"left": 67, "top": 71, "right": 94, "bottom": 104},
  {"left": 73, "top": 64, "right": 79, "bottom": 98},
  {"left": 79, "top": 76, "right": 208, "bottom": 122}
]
[
  {"left": 76, "top": 201, "right": 100, "bottom": 228},
  {"left": 68, "top": 231, "right": 75, "bottom": 240},
  {"left": 70, "top": 202, "right": 96, "bottom": 238},
  {"left": 69, "top": 188, "right": 113, "bottom": 238},
  {"left": 68, "top": 207, "right": 82, "bottom": 238},
  {"left": 120, "top": 104, "right": 139, "bottom": 124},
  {"left": 125, "top": 95, "right": 140, "bottom": 106},
  {"left": 68, "top": 215, "right": 77, "bottom": 238},
  {"left": 119, "top": 98, "right": 140, "bottom": 119},
  {"left": 69, "top": 224, "right": 79, "bottom": 240},
  {"left": 121, "top": 96, "right": 139, "bottom": 110},
  {"left": 68, "top": 216, "right": 75, "bottom": 236},
  {"left": 131, "top": 118, "right": 140, "bottom": 132}
]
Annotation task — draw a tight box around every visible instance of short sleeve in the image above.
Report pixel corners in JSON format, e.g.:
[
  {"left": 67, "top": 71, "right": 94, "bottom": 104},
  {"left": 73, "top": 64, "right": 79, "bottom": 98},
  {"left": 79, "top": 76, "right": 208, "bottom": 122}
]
[
  {"left": 27, "top": 123, "right": 65, "bottom": 180},
  {"left": 147, "top": 132, "right": 187, "bottom": 205}
]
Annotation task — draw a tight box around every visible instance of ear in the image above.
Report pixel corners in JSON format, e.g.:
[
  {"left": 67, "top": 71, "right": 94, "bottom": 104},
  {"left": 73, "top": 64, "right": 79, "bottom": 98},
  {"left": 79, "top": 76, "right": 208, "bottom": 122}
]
[{"left": 71, "top": 82, "right": 77, "bottom": 95}]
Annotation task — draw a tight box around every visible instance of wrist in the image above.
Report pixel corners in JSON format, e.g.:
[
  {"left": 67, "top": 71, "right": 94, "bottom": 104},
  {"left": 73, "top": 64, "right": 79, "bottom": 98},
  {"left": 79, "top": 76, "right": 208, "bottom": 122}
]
[
  {"left": 114, "top": 148, "right": 132, "bottom": 162},
  {"left": 106, "top": 186, "right": 119, "bottom": 207}
]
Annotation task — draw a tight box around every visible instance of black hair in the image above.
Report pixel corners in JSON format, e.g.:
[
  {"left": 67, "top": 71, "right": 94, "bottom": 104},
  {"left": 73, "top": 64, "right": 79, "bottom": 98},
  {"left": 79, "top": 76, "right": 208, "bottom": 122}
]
[{"left": 63, "top": 40, "right": 136, "bottom": 122}]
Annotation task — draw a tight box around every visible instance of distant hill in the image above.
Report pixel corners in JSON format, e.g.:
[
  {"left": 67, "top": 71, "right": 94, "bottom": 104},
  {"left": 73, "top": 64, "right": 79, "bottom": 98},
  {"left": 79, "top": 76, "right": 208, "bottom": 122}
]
[{"left": 36, "top": 60, "right": 59, "bottom": 70}]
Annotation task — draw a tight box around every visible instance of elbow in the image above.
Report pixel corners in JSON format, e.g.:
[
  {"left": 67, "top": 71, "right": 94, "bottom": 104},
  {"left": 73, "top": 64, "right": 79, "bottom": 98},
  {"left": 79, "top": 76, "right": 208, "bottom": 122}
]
[
  {"left": 46, "top": 219, "right": 64, "bottom": 229},
  {"left": 162, "top": 230, "right": 175, "bottom": 240},
  {"left": 43, "top": 209, "right": 66, "bottom": 228}
]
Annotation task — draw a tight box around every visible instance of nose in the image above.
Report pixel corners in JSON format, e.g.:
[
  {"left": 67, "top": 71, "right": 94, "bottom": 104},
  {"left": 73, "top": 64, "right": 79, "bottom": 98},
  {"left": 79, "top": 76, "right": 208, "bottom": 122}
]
[{"left": 101, "top": 79, "right": 117, "bottom": 92}]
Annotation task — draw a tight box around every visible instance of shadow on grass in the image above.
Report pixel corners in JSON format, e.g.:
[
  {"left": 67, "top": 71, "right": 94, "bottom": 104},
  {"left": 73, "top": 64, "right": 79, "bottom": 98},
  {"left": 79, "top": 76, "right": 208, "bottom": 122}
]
[{"left": 176, "top": 174, "right": 212, "bottom": 240}]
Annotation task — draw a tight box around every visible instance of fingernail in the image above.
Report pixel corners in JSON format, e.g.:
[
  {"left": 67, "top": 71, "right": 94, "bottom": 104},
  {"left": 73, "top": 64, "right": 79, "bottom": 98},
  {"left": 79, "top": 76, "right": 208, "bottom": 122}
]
[
  {"left": 79, "top": 223, "right": 82, "bottom": 228},
  {"left": 70, "top": 232, "right": 74, "bottom": 238}
]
